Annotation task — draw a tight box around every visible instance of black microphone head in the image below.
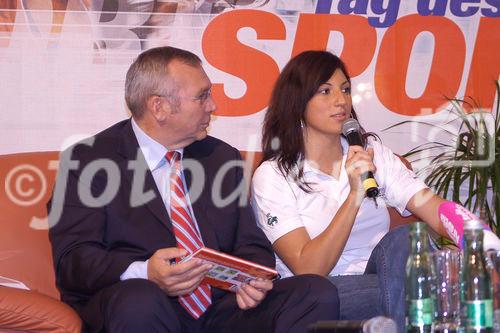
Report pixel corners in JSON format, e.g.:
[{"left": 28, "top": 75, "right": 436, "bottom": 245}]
[{"left": 341, "top": 118, "right": 360, "bottom": 136}]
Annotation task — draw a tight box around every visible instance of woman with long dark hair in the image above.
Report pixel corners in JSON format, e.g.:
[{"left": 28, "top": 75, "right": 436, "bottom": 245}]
[{"left": 251, "top": 50, "right": 448, "bottom": 330}]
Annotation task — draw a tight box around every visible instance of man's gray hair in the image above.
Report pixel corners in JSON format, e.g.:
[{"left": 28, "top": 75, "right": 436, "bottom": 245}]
[{"left": 125, "top": 46, "right": 202, "bottom": 118}]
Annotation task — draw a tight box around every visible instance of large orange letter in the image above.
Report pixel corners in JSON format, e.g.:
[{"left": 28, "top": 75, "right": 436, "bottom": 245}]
[
  {"left": 464, "top": 17, "right": 500, "bottom": 111},
  {"left": 291, "top": 14, "right": 376, "bottom": 77},
  {"left": 376, "top": 15, "right": 465, "bottom": 116},
  {"left": 202, "top": 10, "right": 285, "bottom": 117}
]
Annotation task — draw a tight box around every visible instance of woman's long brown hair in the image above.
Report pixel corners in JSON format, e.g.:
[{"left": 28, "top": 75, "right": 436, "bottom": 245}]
[{"left": 262, "top": 50, "right": 373, "bottom": 191}]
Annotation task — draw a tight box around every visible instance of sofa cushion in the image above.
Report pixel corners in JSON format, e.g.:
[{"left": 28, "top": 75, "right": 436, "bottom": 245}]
[
  {"left": 0, "top": 286, "right": 81, "bottom": 332},
  {"left": 0, "top": 152, "right": 60, "bottom": 299}
]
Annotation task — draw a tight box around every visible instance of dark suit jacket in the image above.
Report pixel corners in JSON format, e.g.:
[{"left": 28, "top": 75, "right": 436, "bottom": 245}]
[{"left": 48, "top": 119, "right": 274, "bottom": 324}]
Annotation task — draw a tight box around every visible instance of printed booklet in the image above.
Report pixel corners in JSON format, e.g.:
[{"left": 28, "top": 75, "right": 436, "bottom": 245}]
[{"left": 181, "top": 247, "right": 279, "bottom": 292}]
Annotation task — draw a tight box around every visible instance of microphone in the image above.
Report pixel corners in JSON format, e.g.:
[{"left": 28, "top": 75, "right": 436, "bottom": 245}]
[
  {"left": 438, "top": 201, "right": 500, "bottom": 250},
  {"left": 341, "top": 118, "right": 379, "bottom": 199},
  {"left": 307, "top": 316, "right": 397, "bottom": 333}
]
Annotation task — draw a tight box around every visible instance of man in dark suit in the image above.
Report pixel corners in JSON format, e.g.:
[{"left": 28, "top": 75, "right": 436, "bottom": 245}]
[{"left": 48, "top": 46, "right": 339, "bottom": 333}]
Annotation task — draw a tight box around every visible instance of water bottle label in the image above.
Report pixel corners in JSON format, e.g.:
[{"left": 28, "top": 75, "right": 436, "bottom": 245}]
[
  {"left": 410, "top": 298, "right": 433, "bottom": 325},
  {"left": 465, "top": 299, "right": 493, "bottom": 329}
]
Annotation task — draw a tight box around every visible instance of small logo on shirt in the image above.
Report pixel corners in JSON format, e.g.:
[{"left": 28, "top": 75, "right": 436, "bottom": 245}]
[{"left": 266, "top": 213, "right": 278, "bottom": 226}]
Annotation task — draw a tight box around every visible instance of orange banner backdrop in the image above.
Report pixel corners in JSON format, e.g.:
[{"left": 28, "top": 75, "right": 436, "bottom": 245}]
[{"left": 0, "top": 0, "right": 498, "bottom": 156}]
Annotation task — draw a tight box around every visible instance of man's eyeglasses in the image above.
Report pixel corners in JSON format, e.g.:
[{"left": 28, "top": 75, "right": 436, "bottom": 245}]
[
  {"left": 157, "top": 88, "right": 212, "bottom": 106},
  {"left": 192, "top": 88, "right": 212, "bottom": 105}
]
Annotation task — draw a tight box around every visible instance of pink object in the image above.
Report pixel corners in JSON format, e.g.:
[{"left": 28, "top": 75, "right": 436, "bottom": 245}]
[{"left": 438, "top": 201, "right": 488, "bottom": 249}]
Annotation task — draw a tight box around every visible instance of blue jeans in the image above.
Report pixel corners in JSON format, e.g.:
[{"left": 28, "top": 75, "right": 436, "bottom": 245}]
[{"left": 328, "top": 225, "right": 410, "bottom": 333}]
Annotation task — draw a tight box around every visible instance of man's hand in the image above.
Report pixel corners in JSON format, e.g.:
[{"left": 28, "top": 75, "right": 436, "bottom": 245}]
[
  {"left": 147, "top": 248, "right": 212, "bottom": 296},
  {"left": 236, "top": 278, "right": 273, "bottom": 310}
]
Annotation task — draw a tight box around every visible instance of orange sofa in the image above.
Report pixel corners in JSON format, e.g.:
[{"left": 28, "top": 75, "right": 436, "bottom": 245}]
[
  {"left": 0, "top": 151, "right": 416, "bottom": 332},
  {"left": 0, "top": 152, "right": 81, "bottom": 333}
]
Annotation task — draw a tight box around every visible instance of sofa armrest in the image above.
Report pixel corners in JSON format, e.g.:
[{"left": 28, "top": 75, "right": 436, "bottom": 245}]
[{"left": 0, "top": 286, "right": 81, "bottom": 333}]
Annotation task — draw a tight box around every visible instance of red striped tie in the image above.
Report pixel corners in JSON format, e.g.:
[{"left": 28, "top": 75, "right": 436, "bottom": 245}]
[{"left": 166, "top": 151, "right": 211, "bottom": 319}]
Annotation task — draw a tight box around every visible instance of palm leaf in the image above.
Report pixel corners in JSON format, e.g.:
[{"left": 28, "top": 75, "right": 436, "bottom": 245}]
[{"left": 384, "top": 81, "right": 499, "bottom": 229}]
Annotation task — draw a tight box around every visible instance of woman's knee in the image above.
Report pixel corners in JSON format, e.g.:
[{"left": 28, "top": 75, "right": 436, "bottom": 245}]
[
  {"left": 379, "top": 225, "right": 410, "bottom": 250},
  {"left": 373, "top": 225, "right": 410, "bottom": 261}
]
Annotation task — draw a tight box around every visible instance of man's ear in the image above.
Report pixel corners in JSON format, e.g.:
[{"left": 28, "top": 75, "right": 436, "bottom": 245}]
[{"left": 146, "top": 95, "right": 170, "bottom": 122}]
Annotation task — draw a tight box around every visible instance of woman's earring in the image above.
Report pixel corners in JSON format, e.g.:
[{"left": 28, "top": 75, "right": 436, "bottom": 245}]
[{"left": 300, "top": 120, "right": 305, "bottom": 129}]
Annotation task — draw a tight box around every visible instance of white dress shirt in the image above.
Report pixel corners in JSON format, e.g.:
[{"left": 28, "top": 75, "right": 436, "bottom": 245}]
[{"left": 120, "top": 118, "right": 201, "bottom": 280}]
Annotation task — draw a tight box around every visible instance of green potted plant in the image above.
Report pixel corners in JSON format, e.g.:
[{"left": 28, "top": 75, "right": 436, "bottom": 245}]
[{"left": 384, "top": 82, "right": 499, "bottom": 234}]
